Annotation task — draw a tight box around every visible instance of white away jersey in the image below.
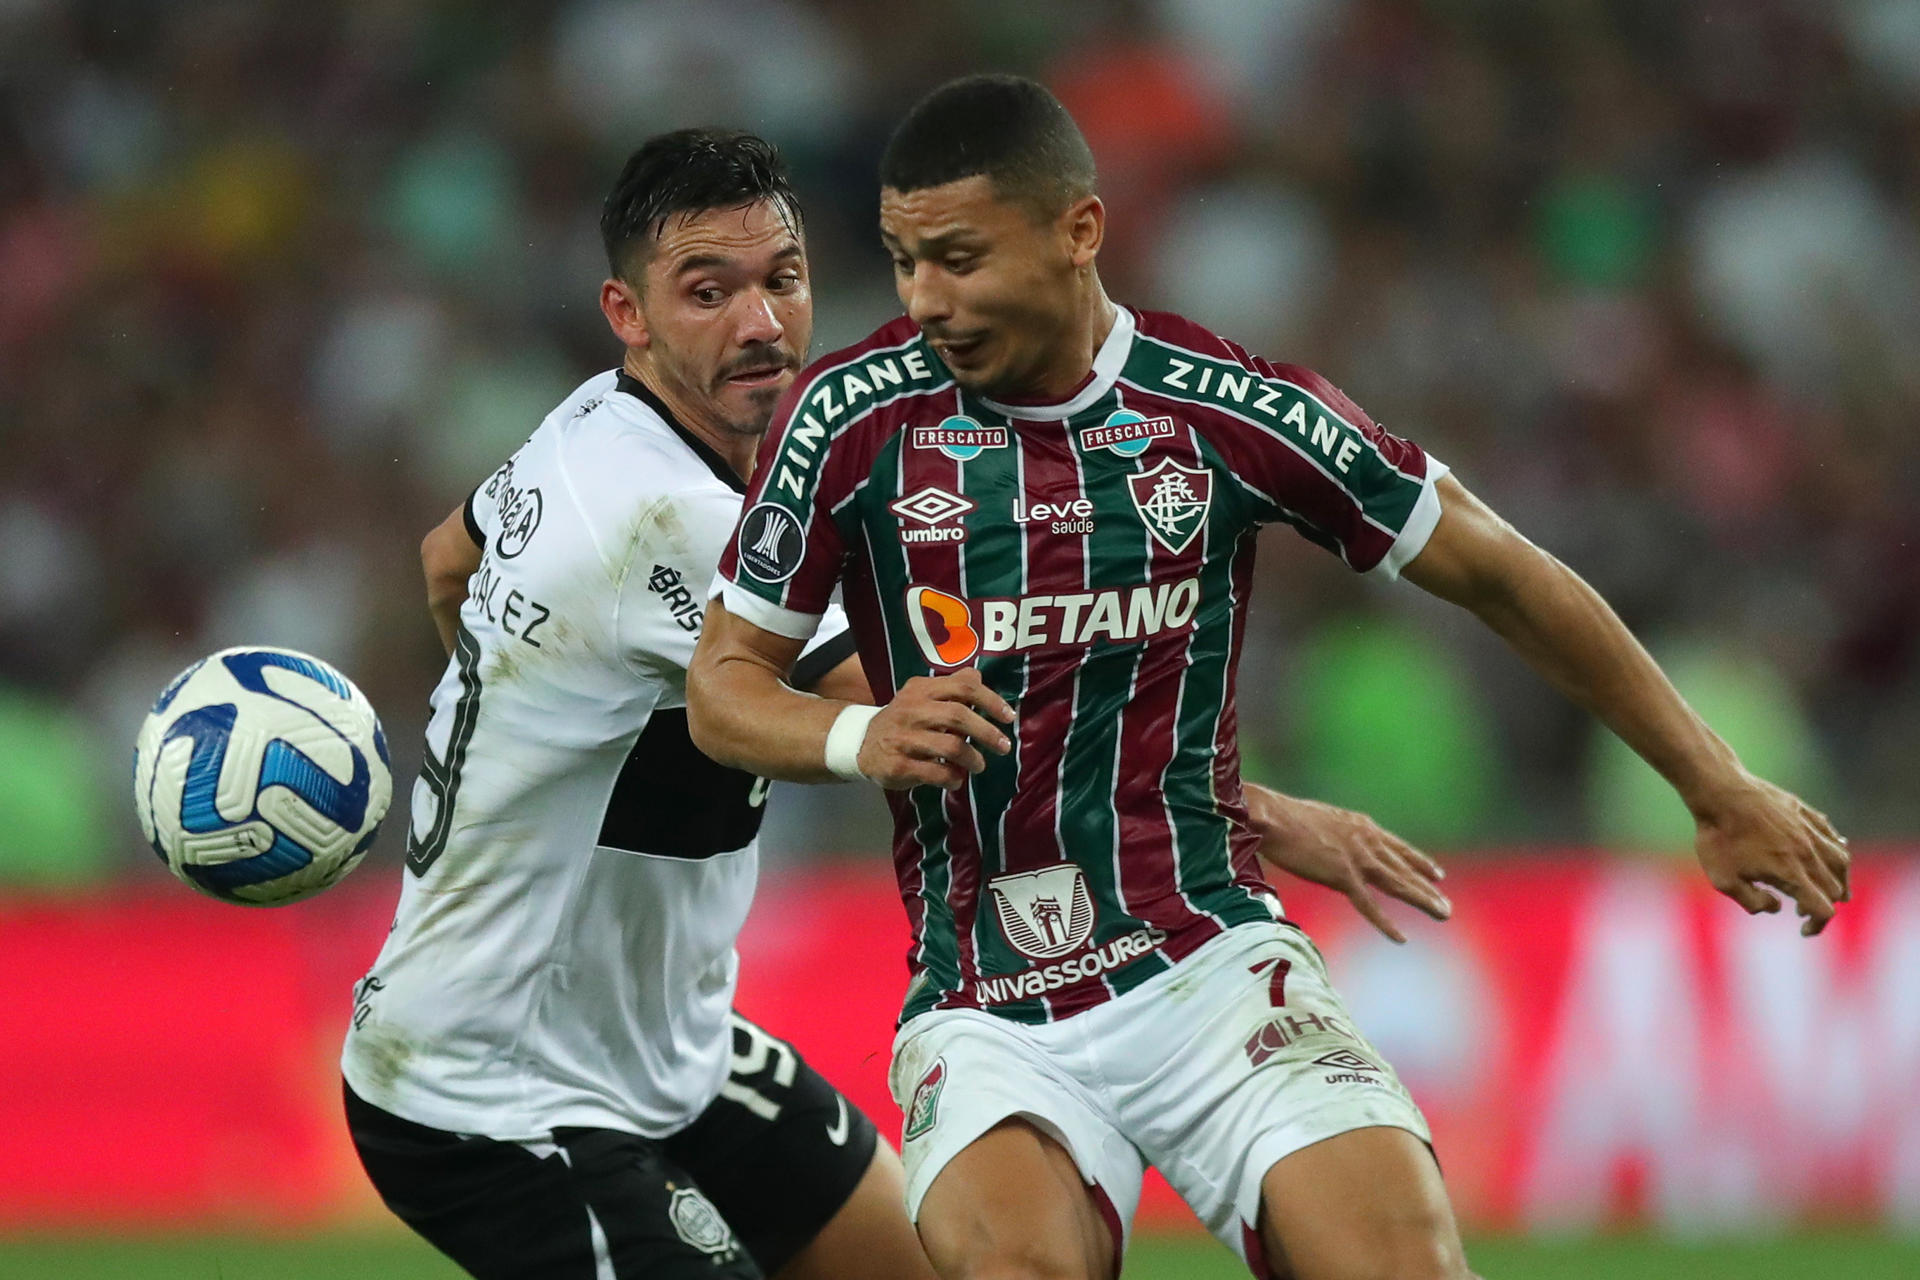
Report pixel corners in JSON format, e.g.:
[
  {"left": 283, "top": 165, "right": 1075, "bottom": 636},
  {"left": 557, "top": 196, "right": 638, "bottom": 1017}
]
[{"left": 342, "top": 369, "right": 854, "bottom": 1141}]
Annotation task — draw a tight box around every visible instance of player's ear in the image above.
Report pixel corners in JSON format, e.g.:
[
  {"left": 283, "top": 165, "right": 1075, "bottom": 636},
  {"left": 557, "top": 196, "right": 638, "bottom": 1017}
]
[
  {"left": 600, "top": 277, "right": 651, "bottom": 350},
  {"left": 1062, "top": 195, "right": 1103, "bottom": 269}
]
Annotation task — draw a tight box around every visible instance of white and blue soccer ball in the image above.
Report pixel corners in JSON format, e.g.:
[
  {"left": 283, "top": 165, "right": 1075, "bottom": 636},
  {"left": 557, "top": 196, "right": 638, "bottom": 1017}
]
[{"left": 133, "top": 646, "right": 392, "bottom": 906}]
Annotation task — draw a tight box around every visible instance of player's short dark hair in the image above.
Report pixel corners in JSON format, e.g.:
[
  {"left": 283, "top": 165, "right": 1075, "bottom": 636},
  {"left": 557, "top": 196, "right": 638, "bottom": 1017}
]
[
  {"left": 600, "top": 128, "right": 802, "bottom": 280},
  {"left": 879, "top": 75, "right": 1096, "bottom": 221}
]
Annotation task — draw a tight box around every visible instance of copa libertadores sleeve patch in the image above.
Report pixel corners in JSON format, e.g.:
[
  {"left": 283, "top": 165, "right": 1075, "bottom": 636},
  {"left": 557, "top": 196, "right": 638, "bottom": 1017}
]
[{"left": 736, "top": 502, "right": 807, "bottom": 584}]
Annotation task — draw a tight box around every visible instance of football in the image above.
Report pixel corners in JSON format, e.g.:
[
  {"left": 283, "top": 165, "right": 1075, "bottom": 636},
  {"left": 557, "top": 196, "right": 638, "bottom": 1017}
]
[{"left": 132, "top": 646, "right": 392, "bottom": 906}]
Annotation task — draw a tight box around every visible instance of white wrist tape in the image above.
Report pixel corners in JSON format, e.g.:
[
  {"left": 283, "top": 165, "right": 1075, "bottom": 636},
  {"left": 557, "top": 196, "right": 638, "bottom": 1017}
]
[{"left": 824, "top": 704, "right": 882, "bottom": 783}]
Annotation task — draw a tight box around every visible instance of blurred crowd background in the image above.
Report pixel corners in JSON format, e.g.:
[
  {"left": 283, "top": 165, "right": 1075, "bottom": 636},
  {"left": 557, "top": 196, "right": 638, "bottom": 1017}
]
[{"left": 4, "top": 0, "right": 1919, "bottom": 888}]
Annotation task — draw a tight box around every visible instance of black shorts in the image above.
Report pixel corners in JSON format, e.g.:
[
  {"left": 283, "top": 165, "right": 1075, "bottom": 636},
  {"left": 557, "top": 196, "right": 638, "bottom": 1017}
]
[{"left": 346, "top": 1016, "right": 880, "bottom": 1279}]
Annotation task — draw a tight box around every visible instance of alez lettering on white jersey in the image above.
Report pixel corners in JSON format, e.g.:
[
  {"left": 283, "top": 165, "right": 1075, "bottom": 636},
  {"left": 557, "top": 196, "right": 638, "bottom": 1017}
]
[
  {"left": 989, "top": 864, "right": 1096, "bottom": 959},
  {"left": 1127, "top": 458, "right": 1212, "bottom": 554}
]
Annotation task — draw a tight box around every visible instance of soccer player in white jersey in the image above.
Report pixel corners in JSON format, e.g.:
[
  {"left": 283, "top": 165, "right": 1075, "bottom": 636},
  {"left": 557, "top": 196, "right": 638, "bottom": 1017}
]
[
  {"left": 339, "top": 130, "right": 929, "bottom": 1280},
  {"left": 686, "top": 78, "right": 1854, "bottom": 1280}
]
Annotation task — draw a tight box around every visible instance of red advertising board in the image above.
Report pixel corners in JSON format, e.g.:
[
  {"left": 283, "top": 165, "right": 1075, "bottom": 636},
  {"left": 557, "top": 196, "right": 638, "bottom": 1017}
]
[{"left": 0, "top": 854, "right": 1913, "bottom": 1231}]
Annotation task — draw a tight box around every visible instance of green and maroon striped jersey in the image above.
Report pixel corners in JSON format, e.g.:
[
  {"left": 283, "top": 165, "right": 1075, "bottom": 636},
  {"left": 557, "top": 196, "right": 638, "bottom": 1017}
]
[{"left": 718, "top": 307, "right": 1448, "bottom": 1026}]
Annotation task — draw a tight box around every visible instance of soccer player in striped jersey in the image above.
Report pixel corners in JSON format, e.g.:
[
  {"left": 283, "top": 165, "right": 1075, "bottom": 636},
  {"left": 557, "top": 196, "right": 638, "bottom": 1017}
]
[{"left": 687, "top": 77, "right": 1853, "bottom": 1280}]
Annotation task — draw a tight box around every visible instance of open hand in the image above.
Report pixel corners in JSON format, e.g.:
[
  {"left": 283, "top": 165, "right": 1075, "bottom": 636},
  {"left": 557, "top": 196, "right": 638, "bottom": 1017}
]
[
  {"left": 1694, "top": 772, "right": 1850, "bottom": 937},
  {"left": 1245, "top": 785, "right": 1451, "bottom": 943}
]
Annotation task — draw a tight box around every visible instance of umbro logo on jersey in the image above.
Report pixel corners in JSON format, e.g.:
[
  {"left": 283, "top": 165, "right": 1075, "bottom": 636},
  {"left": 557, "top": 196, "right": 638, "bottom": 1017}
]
[
  {"left": 890, "top": 487, "right": 975, "bottom": 544},
  {"left": 1080, "top": 409, "right": 1176, "bottom": 456},
  {"left": 892, "top": 487, "right": 975, "bottom": 524},
  {"left": 1127, "top": 458, "right": 1212, "bottom": 554},
  {"left": 912, "top": 415, "right": 1007, "bottom": 461}
]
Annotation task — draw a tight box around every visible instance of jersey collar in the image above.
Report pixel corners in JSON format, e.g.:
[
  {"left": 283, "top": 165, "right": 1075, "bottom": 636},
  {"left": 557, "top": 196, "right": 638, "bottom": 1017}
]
[
  {"left": 613, "top": 370, "right": 748, "bottom": 494},
  {"left": 975, "top": 305, "right": 1136, "bottom": 422}
]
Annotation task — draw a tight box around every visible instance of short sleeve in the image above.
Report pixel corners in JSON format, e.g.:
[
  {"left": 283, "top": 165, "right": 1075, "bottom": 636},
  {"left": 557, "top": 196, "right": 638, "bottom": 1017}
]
[
  {"left": 461, "top": 491, "right": 487, "bottom": 548},
  {"left": 468, "top": 444, "right": 535, "bottom": 554},
  {"left": 714, "top": 371, "right": 853, "bottom": 642},
  {"left": 1213, "top": 361, "right": 1447, "bottom": 579}
]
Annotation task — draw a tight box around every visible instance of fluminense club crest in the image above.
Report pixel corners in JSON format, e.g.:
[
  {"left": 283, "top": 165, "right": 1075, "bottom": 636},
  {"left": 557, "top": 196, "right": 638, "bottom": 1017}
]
[
  {"left": 903, "top": 1057, "right": 945, "bottom": 1141},
  {"left": 988, "top": 864, "right": 1096, "bottom": 960},
  {"left": 1126, "top": 458, "right": 1211, "bottom": 554}
]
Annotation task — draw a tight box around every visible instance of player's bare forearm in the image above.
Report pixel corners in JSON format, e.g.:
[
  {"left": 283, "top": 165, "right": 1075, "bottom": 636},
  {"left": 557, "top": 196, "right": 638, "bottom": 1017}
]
[
  {"left": 688, "top": 601, "right": 848, "bottom": 784},
  {"left": 1403, "top": 478, "right": 1742, "bottom": 812},
  {"left": 690, "top": 599, "right": 1016, "bottom": 791},
  {"left": 423, "top": 505, "right": 483, "bottom": 656},
  {"left": 1404, "top": 475, "right": 1849, "bottom": 931}
]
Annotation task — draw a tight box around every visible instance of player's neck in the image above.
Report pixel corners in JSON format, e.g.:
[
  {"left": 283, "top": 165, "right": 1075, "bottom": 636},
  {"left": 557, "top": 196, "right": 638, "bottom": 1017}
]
[
  {"left": 622, "top": 356, "right": 758, "bottom": 482},
  {"left": 1005, "top": 281, "right": 1118, "bottom": 405}
]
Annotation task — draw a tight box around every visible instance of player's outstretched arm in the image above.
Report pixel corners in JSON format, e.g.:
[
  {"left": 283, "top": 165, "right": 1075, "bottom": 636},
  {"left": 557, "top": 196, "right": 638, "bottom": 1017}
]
[
  {"left": 1401, "top": 475, "right": 1850, "bottom": 936},
  {"left": 688, "top": 599, "right": 1014, "bottom": 790},
  {"left": 1245, "top": 784, "right": 1451, "bottom": 943},
  {"left": 422, "top": 504, "right": 483, "bottom": 657}
]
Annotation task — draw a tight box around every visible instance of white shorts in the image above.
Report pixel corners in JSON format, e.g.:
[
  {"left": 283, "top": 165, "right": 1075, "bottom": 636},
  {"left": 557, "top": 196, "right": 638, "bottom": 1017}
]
[{"left": 888, "top": 922, "right": 1432, "bottom": 1267}]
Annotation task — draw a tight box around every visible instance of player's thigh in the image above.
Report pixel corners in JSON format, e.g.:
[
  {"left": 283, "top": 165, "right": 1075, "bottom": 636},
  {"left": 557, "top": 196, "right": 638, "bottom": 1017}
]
[
  {"left": 1110, "top": 925, "right": 1444, "bottom": 1276},
  {"left": 917, "top": 1118, "right": 1117, "bottom": 1280},
  {"left": 667, "top": 1014, "right": 897, "bottom": 1277},
  {"left": 344, "top": 1082, "right": 759, "bottom": 1280},
  {"left": 1258, "top": 1127, "right": 1470, "bottom": 1280},
  {"left": 889, "top": 1012, "right": 1141, "bottom": 1280}
]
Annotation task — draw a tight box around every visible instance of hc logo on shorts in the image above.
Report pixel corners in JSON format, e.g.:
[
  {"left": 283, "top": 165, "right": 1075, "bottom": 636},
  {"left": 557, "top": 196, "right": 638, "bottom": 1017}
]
[{"left": 988, "top": 864, "right": 1096, "bottom": 960}]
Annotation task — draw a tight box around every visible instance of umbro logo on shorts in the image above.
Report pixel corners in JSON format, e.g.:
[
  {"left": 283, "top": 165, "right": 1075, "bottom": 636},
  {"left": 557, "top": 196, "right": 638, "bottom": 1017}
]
[
  {"left": 1312, "top": 1049, "right": 1379, "bottom": 1072},
  {"left": 1315, "top": 1047, "right": 1387, "bottom": 1086}
]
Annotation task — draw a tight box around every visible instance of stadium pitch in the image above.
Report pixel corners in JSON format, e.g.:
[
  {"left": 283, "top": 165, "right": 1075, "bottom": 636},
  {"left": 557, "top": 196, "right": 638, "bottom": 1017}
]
[{"left": 0, "top": 1229, "right": 1915, "bottom": 1278}]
